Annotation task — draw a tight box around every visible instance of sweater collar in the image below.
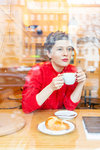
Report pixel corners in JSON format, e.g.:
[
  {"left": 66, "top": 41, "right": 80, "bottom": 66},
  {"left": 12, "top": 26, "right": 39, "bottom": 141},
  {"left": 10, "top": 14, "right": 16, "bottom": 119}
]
[{"left": 49, "top": 62, "right": 69, "bottom": 75}]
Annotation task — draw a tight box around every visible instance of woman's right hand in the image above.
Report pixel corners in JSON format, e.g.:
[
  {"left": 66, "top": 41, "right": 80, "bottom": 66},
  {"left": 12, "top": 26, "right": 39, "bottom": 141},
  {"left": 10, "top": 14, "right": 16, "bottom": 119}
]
[{"left": 49, "top": 74, "right": 64, "bottom": 91}]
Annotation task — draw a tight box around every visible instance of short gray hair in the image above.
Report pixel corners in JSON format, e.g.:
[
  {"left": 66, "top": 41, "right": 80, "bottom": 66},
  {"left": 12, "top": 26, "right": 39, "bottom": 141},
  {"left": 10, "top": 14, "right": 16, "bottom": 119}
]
[{"left": 44, "top": 31, "right": 71, "bottom": 52}]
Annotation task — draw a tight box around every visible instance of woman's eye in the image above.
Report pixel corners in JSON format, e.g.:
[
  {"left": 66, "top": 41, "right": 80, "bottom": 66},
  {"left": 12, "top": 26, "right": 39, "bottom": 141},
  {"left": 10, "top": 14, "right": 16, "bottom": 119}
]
[
  {"left": 67, "top": 47, "right": 73, "bottom": 51},
  {"left": 68, "top": 48, "right": 71, "bottom": 51},
  {"left": 58, "top": 48, "right": 62, "bottom": 51}
]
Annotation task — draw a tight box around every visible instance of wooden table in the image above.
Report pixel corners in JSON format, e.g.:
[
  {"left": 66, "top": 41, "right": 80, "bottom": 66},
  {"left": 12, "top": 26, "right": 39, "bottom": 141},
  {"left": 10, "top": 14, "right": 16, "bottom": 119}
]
[{"left": 0, "top": 109, "right": 100, "bottom": 150}]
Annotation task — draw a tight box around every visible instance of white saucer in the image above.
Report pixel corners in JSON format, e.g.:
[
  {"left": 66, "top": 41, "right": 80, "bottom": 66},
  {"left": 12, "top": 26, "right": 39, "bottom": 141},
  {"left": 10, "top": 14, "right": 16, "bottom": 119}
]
[
  {"left": 55, "top": 110, "right": 77, "bottom": 120},
  {"left": 38, "top": 120, "right": 75, "bottom": 135}
]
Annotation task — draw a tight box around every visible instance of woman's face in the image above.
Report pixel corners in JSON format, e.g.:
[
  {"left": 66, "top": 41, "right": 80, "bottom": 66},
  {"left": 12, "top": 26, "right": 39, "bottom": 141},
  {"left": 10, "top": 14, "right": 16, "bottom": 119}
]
[{"left": 47, "top": 40, "right": 73, "bottom": 72}]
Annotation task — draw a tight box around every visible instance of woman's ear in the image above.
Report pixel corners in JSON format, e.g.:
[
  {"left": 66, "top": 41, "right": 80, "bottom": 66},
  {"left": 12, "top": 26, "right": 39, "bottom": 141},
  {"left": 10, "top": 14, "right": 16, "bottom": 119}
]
[{"left": 47, "top": 51, "right": 51, "bottom": 59}]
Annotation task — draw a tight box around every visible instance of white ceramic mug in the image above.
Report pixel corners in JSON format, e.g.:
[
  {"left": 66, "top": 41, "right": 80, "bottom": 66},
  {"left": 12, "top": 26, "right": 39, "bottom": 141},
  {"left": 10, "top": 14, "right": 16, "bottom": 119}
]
[{"left": 63, "top": 73, "right": 76, "bottom": 85}]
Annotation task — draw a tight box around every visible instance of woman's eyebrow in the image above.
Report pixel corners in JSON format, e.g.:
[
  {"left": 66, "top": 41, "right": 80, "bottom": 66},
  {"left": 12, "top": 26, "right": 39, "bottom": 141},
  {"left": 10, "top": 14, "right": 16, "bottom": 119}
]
[
  {"left": 67, "top": 46, "right": 73, "bottom": 48},
  {"left": 56, "top": 46, "right": 63, "bottom": 48}
]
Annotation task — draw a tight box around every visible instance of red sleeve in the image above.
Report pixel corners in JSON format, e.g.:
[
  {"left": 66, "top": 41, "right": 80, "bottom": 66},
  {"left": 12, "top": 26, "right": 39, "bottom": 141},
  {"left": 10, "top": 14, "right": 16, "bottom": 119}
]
[
  {"left": 64, "top": 82, "right": 80, "bottom": 110},
  {"left": 22, "top": 65, "right": 43, "bottom": 113}
]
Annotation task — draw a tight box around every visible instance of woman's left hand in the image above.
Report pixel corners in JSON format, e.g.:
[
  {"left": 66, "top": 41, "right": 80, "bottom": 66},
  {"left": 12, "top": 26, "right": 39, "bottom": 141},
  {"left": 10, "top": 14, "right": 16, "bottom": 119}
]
[{"left": 76, "top": 68, "right": 86, "bottom": 84}]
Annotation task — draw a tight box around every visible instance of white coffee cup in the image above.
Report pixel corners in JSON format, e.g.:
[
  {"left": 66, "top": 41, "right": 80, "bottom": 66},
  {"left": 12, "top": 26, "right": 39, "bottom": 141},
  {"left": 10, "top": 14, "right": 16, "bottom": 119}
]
[{"left": 63, "top": 73, "right": 76, "bottom": 85}]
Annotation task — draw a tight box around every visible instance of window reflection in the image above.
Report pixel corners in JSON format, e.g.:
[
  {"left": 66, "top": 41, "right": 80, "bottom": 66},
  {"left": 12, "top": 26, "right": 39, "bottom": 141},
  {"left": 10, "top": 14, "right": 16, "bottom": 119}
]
[{"left": 0, "top": 0, "right": 100, "bottom": 109}]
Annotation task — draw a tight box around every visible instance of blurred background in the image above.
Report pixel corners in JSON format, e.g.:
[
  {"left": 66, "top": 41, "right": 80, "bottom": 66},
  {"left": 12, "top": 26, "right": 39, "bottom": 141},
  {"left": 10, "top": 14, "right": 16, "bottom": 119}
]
[{"left": 0, "top": 0, "right": 100, "bottom": 109}]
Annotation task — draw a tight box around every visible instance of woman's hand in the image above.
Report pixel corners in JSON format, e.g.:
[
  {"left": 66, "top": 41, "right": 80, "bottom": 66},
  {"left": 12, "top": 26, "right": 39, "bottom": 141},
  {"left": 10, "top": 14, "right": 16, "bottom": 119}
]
[
  {"left": 50, "top": 74, "right": 64, "bottom": 91},
  {"left": 76, "top": 68, "right": 86, "bottom": 84}
]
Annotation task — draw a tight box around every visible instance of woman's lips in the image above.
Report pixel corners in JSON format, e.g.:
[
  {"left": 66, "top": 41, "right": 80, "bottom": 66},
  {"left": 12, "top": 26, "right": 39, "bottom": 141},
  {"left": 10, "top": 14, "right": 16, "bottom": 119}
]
[{"left": 62, "top": 58, "right": 68, "bottom": 62}]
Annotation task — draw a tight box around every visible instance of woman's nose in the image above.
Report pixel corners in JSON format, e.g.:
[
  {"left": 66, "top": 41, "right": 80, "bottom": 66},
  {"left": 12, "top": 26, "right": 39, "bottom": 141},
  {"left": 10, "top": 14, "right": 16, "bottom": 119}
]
[{"left": 63, "top": 49, "right": 68, "bottom": 55}]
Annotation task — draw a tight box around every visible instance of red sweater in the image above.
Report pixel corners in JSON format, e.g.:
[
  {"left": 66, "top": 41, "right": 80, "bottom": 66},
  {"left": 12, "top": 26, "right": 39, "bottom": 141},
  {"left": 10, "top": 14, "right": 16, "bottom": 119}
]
[{"left": 22, "top": 62, "right": 80, "bottom": 113}]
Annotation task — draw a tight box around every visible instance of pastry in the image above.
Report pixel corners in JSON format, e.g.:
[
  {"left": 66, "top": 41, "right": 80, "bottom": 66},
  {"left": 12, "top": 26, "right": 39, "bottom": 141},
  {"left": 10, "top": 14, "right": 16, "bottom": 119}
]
[{"left": 45, "top": 116, "right": 69, "bottom": 131}]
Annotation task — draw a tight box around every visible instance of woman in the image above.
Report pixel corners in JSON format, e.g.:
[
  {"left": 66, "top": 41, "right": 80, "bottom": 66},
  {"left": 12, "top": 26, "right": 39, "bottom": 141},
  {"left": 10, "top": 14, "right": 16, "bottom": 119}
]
[{"left": 22, "top": 31, "right": 86, "bottom": 113}]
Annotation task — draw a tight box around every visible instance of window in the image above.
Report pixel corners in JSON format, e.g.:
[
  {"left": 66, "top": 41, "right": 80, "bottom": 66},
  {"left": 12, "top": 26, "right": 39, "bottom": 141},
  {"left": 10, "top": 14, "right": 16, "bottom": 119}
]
[
  {"left": 43, "top": 37, "right": 46, "bottom": 42},
  {"left": 12, "top": 0, "right": 18, "bottom": 5},
  {"left": 24, "top": 14, "right": 28, "bottom": 20},
  {"left": 49, "top": 2, "right": 59, "bottom": 9},
  {"left": 37, "top": 37, "right": 41, "bottom": 43},
  {"left": 25, "top": 37, "right": 28, "bottom": 43},
  {"left": 43, "top": 26, "right": 48, "bottom": 31},
  {"left": 31, "top": 15, "right": 35, "bottom": 20},
  {"left": 37, "top": 15, "right": 41, "bottom": 20},
  {"left": 0, "top": 0, "right": 7, "bottom": 5},
  {"left": 43, "top": 15, "right": 48, "bottom": 20},
  {"left": 62, "top": 26, "right": 67, "bottom": 31},
  {"left": 42, "top": 2, "right": 48, "bottom": 9},
  {"left": 25, "top": 48, "right": 28, "bottom": 53},
  {"left": 55, "top": 15, "right": 58, "bottom": 20},
  {"left": 60, "top": 2, "right": 64, "bottom": 9},
  {"left": 50, "top": 15, "right": 54, "bottom": 20},
  {"left": 27, "top": 2, "right": 41, "bottom": 9},
  {"left": 49, "top": 26, "right": 54, "bottom": 31},
  {"left": 55, "top": 25, "right": 59, "bottom": 30},
  {"left": 62, "top": 15, "right": 67, "bottom": 20},
  {"left": 31, "top": 37, "right": 34, "bottom": 43}
]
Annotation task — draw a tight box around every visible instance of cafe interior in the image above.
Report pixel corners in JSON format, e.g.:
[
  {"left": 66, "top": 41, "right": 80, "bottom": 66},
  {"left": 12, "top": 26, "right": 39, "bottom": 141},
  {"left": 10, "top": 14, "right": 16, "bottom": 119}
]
[{"left": 0, "top": 0, "right": 100, "bottom": 149}]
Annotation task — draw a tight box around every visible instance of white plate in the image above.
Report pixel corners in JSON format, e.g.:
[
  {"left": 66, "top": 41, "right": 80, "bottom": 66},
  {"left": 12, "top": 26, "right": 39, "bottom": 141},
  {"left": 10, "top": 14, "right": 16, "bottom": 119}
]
[
  {"left": 38, "top": 120, "right": 75, "bottom": 135},
  {"left": 55, "top": 110, "right": 77, "bottom": 120}
]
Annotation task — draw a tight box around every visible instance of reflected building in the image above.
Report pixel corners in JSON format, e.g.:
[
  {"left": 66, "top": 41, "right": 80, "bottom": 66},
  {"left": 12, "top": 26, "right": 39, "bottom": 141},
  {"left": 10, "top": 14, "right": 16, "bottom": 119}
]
[
  {"left": 0, "top": 0, "right": 100, "bottom": 106},
  {"left": 0, "top": 0, "right": 25, "bottom": 67}
]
